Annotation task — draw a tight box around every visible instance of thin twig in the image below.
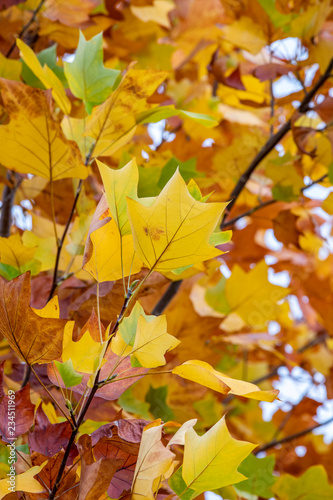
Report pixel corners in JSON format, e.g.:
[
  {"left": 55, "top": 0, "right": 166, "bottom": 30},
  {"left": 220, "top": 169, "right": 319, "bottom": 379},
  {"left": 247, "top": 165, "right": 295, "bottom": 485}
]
[
  {"left": 255, "top": 416, "right": 333, "bottom": 454},
  {"left": 48, "top": 290, "right": 132, "bottom": 500},
  {"left": 151, "top": 280, "right": 182, "bottom": 315},
  {"left": 221, "top": 57, "right": 333, "bottom": 226},
  {"left": 221, "top": 172, "right": 329, "bottom": 228},
  {"left": 6, "top": 0, "right": 46, "bottom": 57}
]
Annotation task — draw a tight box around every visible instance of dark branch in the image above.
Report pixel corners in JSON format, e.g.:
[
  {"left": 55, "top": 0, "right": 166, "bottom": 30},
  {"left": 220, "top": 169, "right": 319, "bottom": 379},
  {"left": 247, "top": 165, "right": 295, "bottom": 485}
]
[
  {"left": 151, "top": 280, "right": 182, "bottom": 315},
  {"left": 221, "top": 57, "right": 333, "bottom": 227},
  {"left": 6, "top": 0, "right": 46, "bottom": 57},
  {"left": 221, "top": 173, "right": 329, "bottom": 228},
  {"left": 47, "top": 179, "right": 83, "bottom": 302},
  {"left": 0, "top": 172, "right": 22, "bottom": 237},
  {"left": 255, "top": 416, "right": 333, "bottom": 454}
]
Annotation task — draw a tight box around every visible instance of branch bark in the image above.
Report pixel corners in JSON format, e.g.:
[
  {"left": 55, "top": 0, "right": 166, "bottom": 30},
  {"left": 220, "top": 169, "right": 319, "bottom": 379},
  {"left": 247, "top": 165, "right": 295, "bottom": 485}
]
[
  {"left": 221, "top": 57, "right": 333, "bottom": 226},
  {"left": 6, "top": 0, "right": 46, "bottom": 57},
  {"left": 255, "top": 416, "right": 333, "bottom": 454}
]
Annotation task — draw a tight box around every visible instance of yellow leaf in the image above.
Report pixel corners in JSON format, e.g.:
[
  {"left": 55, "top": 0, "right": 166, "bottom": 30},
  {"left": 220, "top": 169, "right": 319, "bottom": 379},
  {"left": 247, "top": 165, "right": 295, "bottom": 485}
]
[
  {"left": 83, "top": 217, "right": 142, "bottom": 282},
  {"left": 62, "top": 322, "right": 107, "bottom": 374},
  {"left": 131, "top": 0, "right": 174, "bottom": 28},
  {"left": 0, "top": 233, "right": 36, "bottom": 270},
  {"left": 322, "top": 192, "right": 333, "bottom": 215},
  {"left": 181, "top": 416, "right": 256, "bottom": 494},
  {"left": 172, "top": 360, "right": 278, "bottom": 402},
  {"left": 97, "top": 158, "right": 138, "bottom": 236},
  {"left": 127, "top": 169, "right": 228, "bottom": 273},
  {"left": 111, "top": 302, "right": 180, "bottom": 368},
  {"left": 0, "top": 51, "right": 21, "bottom": 81},
  {"left": 131, "top": 423, "right": 176, "bottom": 500},
  {"left": 221, "top": 17, "right": 267, "bottom": 54},
  {"left": 0, "top": 79, "right": 87, "bottom": 181},
  {"left": 84, "top": 67, "right": 168, "bottom": 157},
  {"left": 33, "top": 295, "right": 60, "bottom": 319},
  {"left": 17, "top": 39, "right": 71, "bottom": 115},
  {"left": 223, "top": 261, "right": 288, "bottom": 328},
  {"left": 0, "top": 463, "right": 46, "bottom": 498}
]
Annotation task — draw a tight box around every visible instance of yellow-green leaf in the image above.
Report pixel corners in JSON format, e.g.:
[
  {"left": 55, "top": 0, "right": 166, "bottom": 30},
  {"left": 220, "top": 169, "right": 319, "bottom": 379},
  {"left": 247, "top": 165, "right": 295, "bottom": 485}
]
[
  {"left": 172, "top": 360, "right": 278, "bottom": 402},
  {"left": 111, "top": 302, "right": 180, "bottom": 368},
  {"left": 63, "top": 31, "right": 120, "bottom": 112},
  {"left": 126, "top": 169, "right": 228, "bottom": 273},
  {"left": 97, "top": 158, "right": 138, "bottom": 236},
  {"left": 84, "top": 67, "right": 169, "bottom": 157},
  {"left": 178, "top": 416, "right": 256, "bottom": 496}
]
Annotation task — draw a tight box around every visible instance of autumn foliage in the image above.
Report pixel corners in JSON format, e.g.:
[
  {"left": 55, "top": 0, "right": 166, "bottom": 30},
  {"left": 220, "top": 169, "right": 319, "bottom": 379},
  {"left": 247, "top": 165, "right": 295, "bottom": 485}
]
[{"left": 0, "top": 0, "right": 333, "bottom": 499}]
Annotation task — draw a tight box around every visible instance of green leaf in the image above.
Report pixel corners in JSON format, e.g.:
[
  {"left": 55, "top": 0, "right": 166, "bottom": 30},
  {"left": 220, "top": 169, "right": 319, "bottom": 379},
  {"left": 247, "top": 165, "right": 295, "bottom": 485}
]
[
  {"left": 21, "top": 44, "right": 66, "bottom": 89},
  {"left": 272, "top": 184, "right": 298, "bottom": 202},
  {"left": 118, "top": 387, "right": 151, "bottom": 420},
  {"left": 236, "top": 454, "right": 277, "bottom": 499},
  {"left": 137, "top": 105, "right": 219, "bottom": 128},
  {"left": 205, "top": 277, "right": 231, "bottom": 315},
  {"left": 64, "top": 31, "right": 121, "bottom": 112},
  {"left": 257, "top": 0, "right": 293, "bottom": 30},
  {"left": 169, "top": 467, "right": 197, "bottom": 500},
  {"left": 54, "top": 359, "right": 83, "bottom": 388},
  {"left": 157, "top": 157, "right": 204, "bottom": 190},
  {"left": 209, "top": 231, "right": 232, "bottom": 247},
  {"left": 145, "top": 385, "right": 175, "bottom": 422},
  {"left": 0, "top": 263, "right": 20, "bottom": 281}
]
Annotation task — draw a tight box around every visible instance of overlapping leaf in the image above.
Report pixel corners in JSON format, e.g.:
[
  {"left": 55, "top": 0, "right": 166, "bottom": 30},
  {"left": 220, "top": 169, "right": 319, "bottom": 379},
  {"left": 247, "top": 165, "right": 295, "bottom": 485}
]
[{"left": 0, "top": 79, "right": 87, "bottom": 180}]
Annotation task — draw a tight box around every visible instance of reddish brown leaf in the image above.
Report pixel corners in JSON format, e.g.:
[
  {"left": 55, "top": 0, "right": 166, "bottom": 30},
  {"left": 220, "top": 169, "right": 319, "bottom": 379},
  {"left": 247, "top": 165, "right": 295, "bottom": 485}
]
[
  {"left": 0, "top": 273, "right": 67, "bottom": 364},
  {"left": 254, "top": 63, "right": 294, "bottom": 82},
  {"left": 77, "top": 434, "right": 122, "bottom": 500},
  {"left": 28, "top": 405, "right": 73, "bottom": 457},
  {"left": 0, "top": 383, "right": 35, "bottom": 439}
]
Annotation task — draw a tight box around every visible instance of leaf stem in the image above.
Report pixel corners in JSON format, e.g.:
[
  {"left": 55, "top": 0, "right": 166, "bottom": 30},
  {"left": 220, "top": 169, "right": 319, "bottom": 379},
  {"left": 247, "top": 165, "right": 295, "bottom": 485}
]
[
  {"left": 30, "top": 366, "right": 73, "bottom": 428},
  {"left": 48, "top": 290, "right": 133, "bottom": 500}
]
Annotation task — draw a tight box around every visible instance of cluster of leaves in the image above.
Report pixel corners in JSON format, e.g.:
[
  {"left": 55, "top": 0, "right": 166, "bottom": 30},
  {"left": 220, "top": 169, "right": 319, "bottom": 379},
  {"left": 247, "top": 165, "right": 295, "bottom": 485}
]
[{"left": 0, "top": 0, "right": 333, "bottom": 499}]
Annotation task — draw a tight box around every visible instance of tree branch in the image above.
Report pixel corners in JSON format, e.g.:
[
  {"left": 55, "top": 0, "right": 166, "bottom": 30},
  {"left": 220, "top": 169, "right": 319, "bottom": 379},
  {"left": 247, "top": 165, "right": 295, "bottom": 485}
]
[
  {"left": 48, "top": 290, "right": 132, "bottom": 500},
  {"left": 0, "top": 172, "right": 22, "bottom": 237},
  {"left": 6, "top": 0, "right": 46, "bottom": 57},
  {"left": 255, "top": 416, "right": 333, "bottom": 454},
  {"left": 221, "top": 57, "right": 333, "bottom": 227},
  {"left": 221, "top": 172, "right": 329, "bottom": 228},
  {"left": 151, "top": 280, "right": 182, "bottom": 315}
]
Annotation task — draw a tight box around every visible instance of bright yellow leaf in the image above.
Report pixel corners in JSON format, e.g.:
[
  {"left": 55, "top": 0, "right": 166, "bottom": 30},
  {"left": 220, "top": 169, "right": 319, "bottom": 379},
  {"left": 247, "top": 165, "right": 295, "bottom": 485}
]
[
  {"left": 17, "top": 39, "right": 71, "bottom": 115},
  {"left": 173, "top": 360, "right": 278, "bottom": 402},
  {"left": 83, "top": 217, "right": 142, "bottom": 282},
  {"left": 62, "top": 322, "right": 107, "bottom": 374},
  {"left": 0, "top": 463, "right": 46, "bottom": 499},
  {"left": 127, "top": 169, "right": 228, "bottom": 273},
  {"left": 0, "top": 51, "right": 21, "bottom": 81},
  {"left": 0, "top": 79, "right": 87, "bottom": 181},
  {"left": 112, "top": 302, "right": 180, "bottom": 368},
  {"left": 33, "top": 295, "right": 60, "bottom": 319}
]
